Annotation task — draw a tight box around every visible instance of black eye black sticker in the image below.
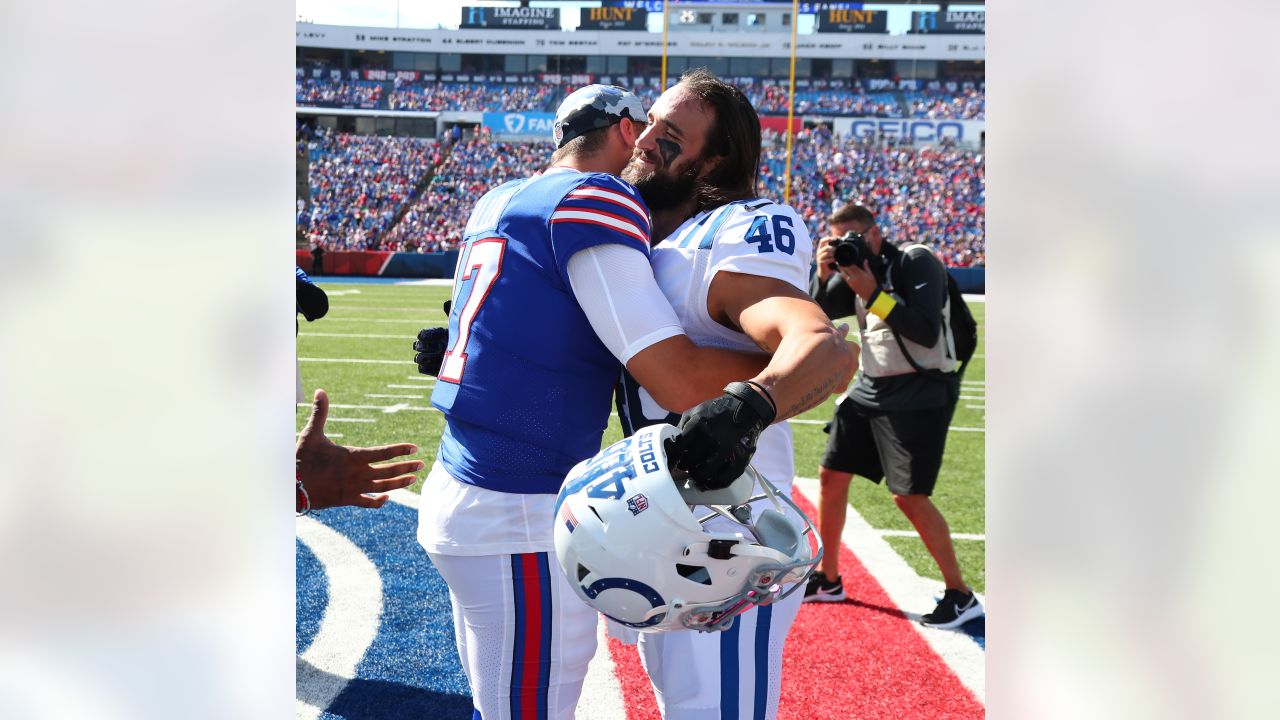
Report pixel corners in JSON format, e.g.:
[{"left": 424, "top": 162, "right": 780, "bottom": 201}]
[{"left": 656, "top": 138, "right": 681, "bottom": 167}]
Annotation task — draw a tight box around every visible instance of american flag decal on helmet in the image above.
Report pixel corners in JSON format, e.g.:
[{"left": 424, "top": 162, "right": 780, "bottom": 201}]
[{"left": 560, "top": 504, "right": 579, "bottom": 533}]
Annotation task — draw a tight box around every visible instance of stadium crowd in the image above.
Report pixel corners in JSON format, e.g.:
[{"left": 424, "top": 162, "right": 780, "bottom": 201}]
[
  {"left": 389, "top": 81, "right": 562, "bottom": 112},
  {"left": 296, "top": 78, "right": 384, "bottom": 108},
  {"left": 760, "top": 127, "right": 984, "bottom": 266},
  {"left": 379, "top": 133, "right": 557, "bottom": 253},
  {"left": 904, "top": 81, "right": 985, "bottom": 120},
  {"left": 299, "top": 123, "right": 983, "bottom": 266},
  {"left": 297, "top": 72, "right": 985, "bottom": 119},
  {"left": 298, "top": 126, "right": 440, "bottom": 250}
]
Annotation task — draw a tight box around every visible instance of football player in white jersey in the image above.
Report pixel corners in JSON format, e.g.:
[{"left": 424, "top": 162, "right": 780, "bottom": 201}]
[
  {"left": 409, "top": 84, "right": 856, "bottom": 720},
  {"left": 611, "top": 69, "right": 847, "bottom": 720}
]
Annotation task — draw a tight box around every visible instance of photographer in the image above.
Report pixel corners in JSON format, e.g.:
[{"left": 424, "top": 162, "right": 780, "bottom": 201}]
[{"left": 805, "top": 204, "right": 983, "bottom": 629}]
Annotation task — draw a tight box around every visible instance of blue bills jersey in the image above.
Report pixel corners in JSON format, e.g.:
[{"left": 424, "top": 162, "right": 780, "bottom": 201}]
[{"left": 432, "top": 167, "right": 653, "bottom": 495}]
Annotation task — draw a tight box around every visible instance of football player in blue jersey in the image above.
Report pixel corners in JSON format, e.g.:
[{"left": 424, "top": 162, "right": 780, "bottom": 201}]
[
  {"left": 604, "top": 69, "right": 852, "bottom": 720},
  {"left": 413, "top": 85, "right": 855, "bottom": 720}
]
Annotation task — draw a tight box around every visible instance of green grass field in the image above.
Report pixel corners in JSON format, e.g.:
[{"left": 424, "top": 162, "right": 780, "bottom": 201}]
[{"left": 297, "top": 282, "right": 985, "bottom": 591}]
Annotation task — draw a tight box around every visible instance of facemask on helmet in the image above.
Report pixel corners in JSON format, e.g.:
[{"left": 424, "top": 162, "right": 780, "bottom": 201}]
[{"left": 552, "top": 424, "right": 822, "bottom": 633}]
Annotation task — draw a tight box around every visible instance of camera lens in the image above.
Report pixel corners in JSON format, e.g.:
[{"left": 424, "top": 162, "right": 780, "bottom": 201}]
[{"left": 833, "top": 243, "right": 858, "bottom": 267}]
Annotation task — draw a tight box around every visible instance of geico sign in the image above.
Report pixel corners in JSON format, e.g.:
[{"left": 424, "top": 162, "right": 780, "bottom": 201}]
[{"left": 850, "top": 120, "right": 965, "bottom": 141}]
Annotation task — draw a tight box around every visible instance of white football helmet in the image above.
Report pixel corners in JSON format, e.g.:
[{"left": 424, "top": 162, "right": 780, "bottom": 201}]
[{"left": 552, "top": 423, "right": 822, "bottom": 633}]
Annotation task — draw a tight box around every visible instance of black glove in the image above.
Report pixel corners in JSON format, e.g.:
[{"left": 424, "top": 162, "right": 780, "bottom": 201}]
[
  {"left": 664, "top": 382, "right": 777, "bottom": 491},
  {"left": 414, "top": 327, "right": 449, "bottom": 376},
  {"left": 413, "top": 300, "right": 454, "bottom": 377}
]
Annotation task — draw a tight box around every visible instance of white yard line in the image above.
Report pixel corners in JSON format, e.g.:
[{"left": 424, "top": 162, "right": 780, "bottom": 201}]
[
  {"left": 295, "top": 401, "right": 436, "bottom": 413},
  {"left": 321, "top": 418, "right": 377, "bottom": 424},
  {"left": 329, "top": 306, "right": 444, "bottom": 312},
  {"left": 965, "top": 405, "right": 986, "bottom": 410},
  {"left": 366, "top": 394, "right": 425, "bottom": 400},
  {"left": 388, "top": 383, "right": 434, "bottom": 389},
  {"left": 396, "top": 278, "right": 455, "bottom": 286},
  {"left": 295, "top": 516, "right": 383, "bottom": 720},
  {"left": 792, "top": 477, "right": 986, "bottom": 704},
  {"left": 299, "top": 358, "right": 416, "bottom": 365},
  {"left": 577, "top": 618, "right": 628, "bottom": 720},
  {"left": 789, "top": 418, "right": 986, "bottom": 433},
  {"left": 877, "top": 529, "right": 986, "bottom": 541},
  {"left": 320, "top": 318, "right": 442, "bottom": 324},
  {"left": 300, "top": 333, "right": 413, "bottom": 339}
]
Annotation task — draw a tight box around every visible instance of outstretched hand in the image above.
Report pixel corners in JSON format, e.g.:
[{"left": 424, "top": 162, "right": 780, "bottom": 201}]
[{"left": 296, "top": 389, "right": 424, "bottom": 510}]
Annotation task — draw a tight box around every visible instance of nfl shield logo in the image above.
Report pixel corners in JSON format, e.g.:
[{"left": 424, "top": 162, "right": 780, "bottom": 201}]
[{"left": 626, "top": 494, "right": 649, "bottom": 516}]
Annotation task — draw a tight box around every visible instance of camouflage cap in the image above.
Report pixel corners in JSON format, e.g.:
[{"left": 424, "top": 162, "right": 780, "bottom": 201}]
[{"left": 553, "top": 84, "right": 646, "bottom": 149}]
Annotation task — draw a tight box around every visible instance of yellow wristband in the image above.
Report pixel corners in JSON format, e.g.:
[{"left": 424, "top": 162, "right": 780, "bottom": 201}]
[{"left": 868, "top": 290, "right": 897, "bottom": 320}]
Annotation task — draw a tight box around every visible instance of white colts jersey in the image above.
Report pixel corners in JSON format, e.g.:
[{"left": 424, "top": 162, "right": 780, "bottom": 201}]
[
  {"left": 613, "top": 198, "right": 816, "bottom": 720},
  {"left": 616, "top": 198, "right": 815, "bottom": 494}
]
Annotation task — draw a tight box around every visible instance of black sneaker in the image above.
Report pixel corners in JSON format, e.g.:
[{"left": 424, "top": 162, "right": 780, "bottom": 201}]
[
  {"left": 803, "top": 571, "right": 846, "bottom": 603},
  {"left": 920, "top": 589, "right": 984, "bottom": 629}
]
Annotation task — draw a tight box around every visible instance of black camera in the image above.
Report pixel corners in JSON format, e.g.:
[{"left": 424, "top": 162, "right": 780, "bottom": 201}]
[{"left": 832, "top": 231, "right": 872, "bottom": 268}]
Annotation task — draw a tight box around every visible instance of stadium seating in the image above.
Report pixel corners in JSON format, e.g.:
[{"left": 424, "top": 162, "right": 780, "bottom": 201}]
[
  {"left": 298, "top": 126, "right": 439, "bottom": 250},
  {"left": 379, "top": 134, "right": 557, "bottom": 253},
  {"left": 295, "top": 78, "right": 384, "bottom": 109},
  {"left": 295, "top": 71, "right": 985, "bottom": 120},
  {"left": 903, "top": 81, "right": 985, "bottom": 120},
  {"left": 389, "top": 81, "right": 564, "bottom": 113},
  {"left": 299, "top": 124, "right": 983, "bottom": 266}
]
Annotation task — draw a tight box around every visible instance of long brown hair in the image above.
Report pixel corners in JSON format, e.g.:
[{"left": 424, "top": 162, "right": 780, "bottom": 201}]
[{"left": 679, "top": 69, "right": 762, "bottom": 211}]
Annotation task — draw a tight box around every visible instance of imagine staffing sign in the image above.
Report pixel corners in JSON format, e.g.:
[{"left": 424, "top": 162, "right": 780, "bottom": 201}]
[{"left": 461, "top": 6, "right": 561, "bottom": 30}]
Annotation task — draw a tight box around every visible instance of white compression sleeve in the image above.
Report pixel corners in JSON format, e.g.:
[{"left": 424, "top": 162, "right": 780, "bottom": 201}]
[{"left": 566, "top": 243, "right": 685, "bottom": 365}]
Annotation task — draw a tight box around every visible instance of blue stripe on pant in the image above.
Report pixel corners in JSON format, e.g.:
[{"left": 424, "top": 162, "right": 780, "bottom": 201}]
[
  {"left": 536, "top": 554, "right": 552, "bottom": 720},
  {"left": 720, "top": 616, "right": 740, "bottom": 720},
  {"left": 509, "top": 553, "right": 552, "bottom": 720},
  {"left": 753, "top": 605, "right": 773, "bottom": 720},
  {"left": 718, "top": 606, "right": 776, "bottom": 720}
]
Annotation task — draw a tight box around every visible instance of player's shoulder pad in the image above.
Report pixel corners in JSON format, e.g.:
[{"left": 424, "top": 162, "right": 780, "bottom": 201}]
[
  {"left": 714, "top": 198, "right": 811, "bottom": 242},
  {"left": 488, "top": 177, "right": 527, "bottom": 195},
  {"left": 571, "top": 173, "right": 647, "bottom": 205},
  {"left": 474, "top": 177, "right": 526, "bottom": 207},
  {"left": 735, "top": 197, "right": 804, "bottom": 222}
]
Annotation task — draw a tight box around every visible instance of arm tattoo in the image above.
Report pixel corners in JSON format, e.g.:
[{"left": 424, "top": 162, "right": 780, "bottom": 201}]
[{"left": 779, "top": 366, "right": 847, "bottom": 420}]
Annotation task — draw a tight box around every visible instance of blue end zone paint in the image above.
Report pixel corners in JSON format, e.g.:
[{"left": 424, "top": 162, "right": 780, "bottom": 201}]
[
  {"left": 296, "top": 502, "right": 474, "bottom": 720},
  {"left": 297, "top": 539, "right": 326, "bottom": 655}
]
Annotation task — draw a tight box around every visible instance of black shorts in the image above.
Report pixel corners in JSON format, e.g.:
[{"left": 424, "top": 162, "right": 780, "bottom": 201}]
[{"left": 820, "top": 397, "right": 956, "bottom": 496}]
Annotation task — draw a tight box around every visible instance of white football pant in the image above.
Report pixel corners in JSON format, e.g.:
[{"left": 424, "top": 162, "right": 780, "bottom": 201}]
[{"left": 429, "top": 551, "right": 598, "bottom": 720}]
